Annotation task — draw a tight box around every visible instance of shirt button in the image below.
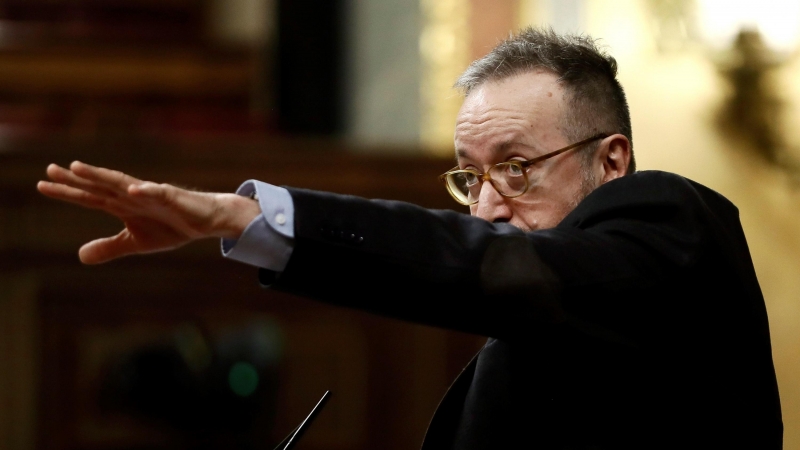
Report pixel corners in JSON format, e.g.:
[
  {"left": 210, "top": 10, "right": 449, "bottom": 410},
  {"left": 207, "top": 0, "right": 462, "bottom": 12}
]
[{"left": 275, "top": 213, "right": 286, "bottom": 225}]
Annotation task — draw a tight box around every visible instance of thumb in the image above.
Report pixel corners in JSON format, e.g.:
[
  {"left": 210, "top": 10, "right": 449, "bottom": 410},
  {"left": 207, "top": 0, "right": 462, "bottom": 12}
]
[{"left": 78, "top": 229, "right": 139, "bottom": 264}]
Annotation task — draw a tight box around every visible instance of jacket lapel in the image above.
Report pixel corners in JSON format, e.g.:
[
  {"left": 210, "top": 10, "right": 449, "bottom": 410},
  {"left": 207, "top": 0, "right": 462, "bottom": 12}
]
[{"left": 420, "top": 345, "right": 484, "bottom": 450}]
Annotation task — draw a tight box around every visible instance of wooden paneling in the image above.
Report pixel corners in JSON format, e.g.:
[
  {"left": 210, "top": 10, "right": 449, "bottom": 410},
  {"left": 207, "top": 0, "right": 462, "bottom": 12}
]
[{"left": 0, "top": 48, "right": 253, "bottom": 98}]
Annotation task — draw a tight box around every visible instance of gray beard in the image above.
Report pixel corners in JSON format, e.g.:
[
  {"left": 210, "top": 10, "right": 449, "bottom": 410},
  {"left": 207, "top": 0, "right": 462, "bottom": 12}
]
[{"left": 569, "top": 163, "right": 600, "bottom": 211}]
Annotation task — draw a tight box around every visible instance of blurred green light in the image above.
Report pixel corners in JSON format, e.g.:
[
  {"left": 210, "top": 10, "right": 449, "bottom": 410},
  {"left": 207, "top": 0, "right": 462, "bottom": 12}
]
[{"left": 228, "top": 362, "right": 259, "bottom": 397}]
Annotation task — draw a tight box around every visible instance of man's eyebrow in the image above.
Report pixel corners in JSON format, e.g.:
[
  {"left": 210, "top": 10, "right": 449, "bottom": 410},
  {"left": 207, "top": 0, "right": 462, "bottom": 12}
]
[
  {"left": 455, "top": 142, "right": 539, "bottom": 162},
  {"left": 500, "top": 141, "right": 538, "bottom": 152}
]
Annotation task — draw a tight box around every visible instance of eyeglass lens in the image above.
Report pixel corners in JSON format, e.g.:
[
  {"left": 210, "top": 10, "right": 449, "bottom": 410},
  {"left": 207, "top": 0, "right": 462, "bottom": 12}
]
[{"left": 446, "top": 163, "right": 528, "bottom": 204}]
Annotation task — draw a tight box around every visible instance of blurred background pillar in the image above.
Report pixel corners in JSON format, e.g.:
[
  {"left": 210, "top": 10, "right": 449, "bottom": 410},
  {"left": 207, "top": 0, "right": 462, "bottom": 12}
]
[
  {"left": 344, "top": 0, "right": 423, "bottom": 151},
  {"left": 207, "top": 0, "right": 277, "bottom": 115},
  {"left": 277, "top": 0, "right": 345, "bottom": 135},
  {"left": 518, "top": 0, "right": 585, "bottom": 34},
  {"left": 419, "top": 0, "right": 470, "bottom": 154}
]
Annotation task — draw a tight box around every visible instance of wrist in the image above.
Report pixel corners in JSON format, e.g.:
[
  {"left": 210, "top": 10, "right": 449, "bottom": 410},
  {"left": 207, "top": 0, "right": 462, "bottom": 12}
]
[{"left": 213, "top": 193, "right": 261, "bottom": 240}]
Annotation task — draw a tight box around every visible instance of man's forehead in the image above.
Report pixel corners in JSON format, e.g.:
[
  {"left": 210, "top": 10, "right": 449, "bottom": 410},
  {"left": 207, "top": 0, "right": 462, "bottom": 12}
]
[
  {"left": 454, "top": 72, "right": 567, "bottom": 163},
  {"left": 456, "top": 73, "right": 565, "bottom": 130}
]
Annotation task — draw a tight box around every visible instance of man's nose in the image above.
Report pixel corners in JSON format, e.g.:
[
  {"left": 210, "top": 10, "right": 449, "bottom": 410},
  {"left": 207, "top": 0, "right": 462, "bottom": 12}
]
[{"left": 473, "top": 181, "right": 513, "bottom": 222}]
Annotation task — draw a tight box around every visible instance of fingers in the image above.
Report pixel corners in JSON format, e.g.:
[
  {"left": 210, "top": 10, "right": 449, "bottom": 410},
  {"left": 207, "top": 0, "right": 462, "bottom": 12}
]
[
  {"left": 45, "top": 163, "right": 121, "bottom": 198},
  {"left": 37, "top": 180, "right": 129, "bottom": 216},
  {"left": 78, "top": 230, "right": 139, "bottom": 264},
  {"left": 40, "top": 162, "right": 157, "bottom": 217},
  {"left": 38, "top": 180, "right": 106, "bottom": 209},
  {"left": 69, "top": 161, "right": 143, "bottom": 193}
]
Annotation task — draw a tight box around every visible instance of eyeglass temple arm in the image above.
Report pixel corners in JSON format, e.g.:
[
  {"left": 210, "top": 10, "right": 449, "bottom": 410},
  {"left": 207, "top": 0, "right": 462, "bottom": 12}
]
[
  {"left": 438, "top": 133, "right": 610, "bottom": 179},
  {"left": 521, "top": 133, "right": 610, "bottom": 167}
]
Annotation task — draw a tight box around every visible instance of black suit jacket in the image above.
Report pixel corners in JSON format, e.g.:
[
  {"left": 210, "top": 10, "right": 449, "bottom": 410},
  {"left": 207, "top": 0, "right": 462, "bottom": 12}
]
[{"left": 260, "top": 171, "right": 782, "bottom": 449}]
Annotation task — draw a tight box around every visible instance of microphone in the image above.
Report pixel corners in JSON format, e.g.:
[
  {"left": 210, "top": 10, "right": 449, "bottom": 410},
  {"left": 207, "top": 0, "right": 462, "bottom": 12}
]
[{"left": 273, "top": 390, "right": 331, "bottom": 450}]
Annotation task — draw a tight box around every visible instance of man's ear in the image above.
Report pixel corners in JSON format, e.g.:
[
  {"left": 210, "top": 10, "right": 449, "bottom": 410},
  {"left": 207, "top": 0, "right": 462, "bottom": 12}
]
[{"left": 596, "top": 134, "right": 631, "bottom": 183}]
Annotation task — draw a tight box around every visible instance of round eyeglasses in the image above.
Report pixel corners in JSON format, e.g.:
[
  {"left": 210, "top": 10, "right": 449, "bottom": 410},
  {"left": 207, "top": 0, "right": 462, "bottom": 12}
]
[{"left": 438, "top": 133, "right": 609, "bottom": 205}]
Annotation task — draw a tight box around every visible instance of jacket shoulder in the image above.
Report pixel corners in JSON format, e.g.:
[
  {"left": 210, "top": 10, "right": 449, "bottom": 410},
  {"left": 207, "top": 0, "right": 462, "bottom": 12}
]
[{"left": 561, "top": 170, "right": 738, "bottom": 229}]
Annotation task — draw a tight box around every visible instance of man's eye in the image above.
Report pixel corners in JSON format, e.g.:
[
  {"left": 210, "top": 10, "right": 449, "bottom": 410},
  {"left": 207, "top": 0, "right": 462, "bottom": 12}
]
[
  {"left": 464, "top": 172, "right": 479, "bottom": 186},
  {"left": 506, "top": 164, "right": 524, "bottom": 176}
]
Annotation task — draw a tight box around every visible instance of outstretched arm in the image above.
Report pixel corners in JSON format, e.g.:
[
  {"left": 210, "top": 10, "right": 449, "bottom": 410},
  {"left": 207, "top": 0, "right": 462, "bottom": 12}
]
[{"left": 37, "top": 161, "right": 261, "bottom": 264}]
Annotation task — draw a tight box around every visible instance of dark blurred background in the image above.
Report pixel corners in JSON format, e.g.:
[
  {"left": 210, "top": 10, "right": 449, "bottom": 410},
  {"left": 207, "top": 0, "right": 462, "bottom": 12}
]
[
  {"left": 2, "top": 0, "right": 800, "bottom": 449},
  {"left": 0, "top": 0, "right": 486, "bottom": 449}
]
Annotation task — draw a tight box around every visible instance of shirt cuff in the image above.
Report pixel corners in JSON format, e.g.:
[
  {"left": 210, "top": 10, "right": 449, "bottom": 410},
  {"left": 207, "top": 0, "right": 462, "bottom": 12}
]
[{"left": 221, "top": 180, "right": 295, "bottom": 272}]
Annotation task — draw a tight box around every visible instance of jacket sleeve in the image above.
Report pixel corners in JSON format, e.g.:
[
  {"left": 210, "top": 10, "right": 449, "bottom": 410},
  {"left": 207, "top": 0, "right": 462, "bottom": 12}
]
[{"left": 263, "top": 171, "right": 728, "bottom": 343}]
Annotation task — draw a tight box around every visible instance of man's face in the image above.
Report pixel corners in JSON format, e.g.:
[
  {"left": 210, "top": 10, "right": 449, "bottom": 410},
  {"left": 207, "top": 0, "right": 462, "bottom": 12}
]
[{"left": 454, "top": 70, "right": 594, "bottom": 231}]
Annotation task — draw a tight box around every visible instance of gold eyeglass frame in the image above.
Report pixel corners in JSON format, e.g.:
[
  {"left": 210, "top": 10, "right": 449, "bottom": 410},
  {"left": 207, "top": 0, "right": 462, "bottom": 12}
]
[{"left": 438, "top": 133, "right": 610, "bottom": 205}]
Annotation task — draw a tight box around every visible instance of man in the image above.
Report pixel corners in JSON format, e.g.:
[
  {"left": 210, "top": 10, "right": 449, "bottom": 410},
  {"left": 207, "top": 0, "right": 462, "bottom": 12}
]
[{"left": 38, "top": 28, "right": 781, "bottom": 448}]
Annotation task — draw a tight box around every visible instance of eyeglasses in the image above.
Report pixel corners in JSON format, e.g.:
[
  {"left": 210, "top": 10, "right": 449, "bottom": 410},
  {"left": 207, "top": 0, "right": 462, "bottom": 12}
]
[{"left": 438, "top": 133, "right": 609, "bottom": 205}]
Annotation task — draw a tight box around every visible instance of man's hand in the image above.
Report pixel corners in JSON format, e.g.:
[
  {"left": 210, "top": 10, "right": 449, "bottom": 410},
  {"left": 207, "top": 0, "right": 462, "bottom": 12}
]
[{"left": 37, "top": 161, "right": 261, "bottom": 264}]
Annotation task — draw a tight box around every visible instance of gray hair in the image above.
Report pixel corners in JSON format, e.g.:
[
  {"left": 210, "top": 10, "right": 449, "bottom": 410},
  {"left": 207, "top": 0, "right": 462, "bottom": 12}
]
[{"left": 455, "top": 27, "right": 635, "bottom": 173}]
